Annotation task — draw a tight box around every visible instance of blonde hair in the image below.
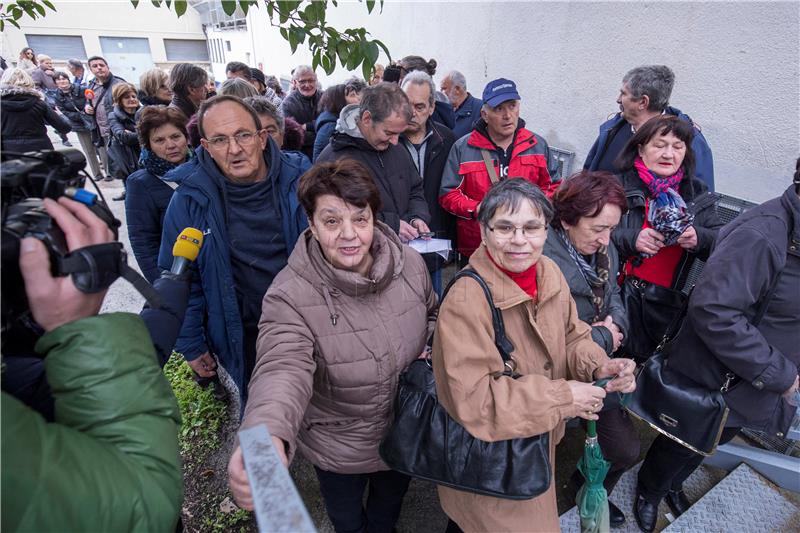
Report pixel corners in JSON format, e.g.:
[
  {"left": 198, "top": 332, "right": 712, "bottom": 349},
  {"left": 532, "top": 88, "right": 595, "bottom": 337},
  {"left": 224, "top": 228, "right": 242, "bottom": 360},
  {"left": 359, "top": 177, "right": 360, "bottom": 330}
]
[
  {"left": 112, "top": 82, "right": 137, "bottom": 105},
  {"left": 1, "top": 68, "right": 36, "bottom": 89},
  {"left": 139, "top": 68, "right": 169, "bottom": 97}
]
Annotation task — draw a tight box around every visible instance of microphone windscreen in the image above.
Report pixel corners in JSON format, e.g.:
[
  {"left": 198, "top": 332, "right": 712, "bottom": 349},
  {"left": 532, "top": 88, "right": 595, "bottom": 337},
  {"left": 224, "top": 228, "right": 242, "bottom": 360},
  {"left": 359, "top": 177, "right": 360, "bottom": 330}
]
[
  {"left": 84, "top": 89, "right": 95, "bottom": 99},
  {"left": 172, "top": 228, "right": 204, "bottom": 261}
]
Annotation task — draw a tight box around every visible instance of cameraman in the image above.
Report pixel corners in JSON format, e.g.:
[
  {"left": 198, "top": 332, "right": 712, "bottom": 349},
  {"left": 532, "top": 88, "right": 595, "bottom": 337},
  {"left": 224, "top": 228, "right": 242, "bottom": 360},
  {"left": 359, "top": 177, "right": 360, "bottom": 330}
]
[{"left": 1, "top": 197, "right": 183, "bottom": 532}]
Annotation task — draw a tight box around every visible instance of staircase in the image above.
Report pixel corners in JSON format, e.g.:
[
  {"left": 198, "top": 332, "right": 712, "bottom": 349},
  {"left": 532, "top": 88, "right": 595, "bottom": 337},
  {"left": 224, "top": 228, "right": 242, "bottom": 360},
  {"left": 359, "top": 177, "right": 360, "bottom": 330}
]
[{"left": 559, "top": 418, "right": 800, "bottom": 533}]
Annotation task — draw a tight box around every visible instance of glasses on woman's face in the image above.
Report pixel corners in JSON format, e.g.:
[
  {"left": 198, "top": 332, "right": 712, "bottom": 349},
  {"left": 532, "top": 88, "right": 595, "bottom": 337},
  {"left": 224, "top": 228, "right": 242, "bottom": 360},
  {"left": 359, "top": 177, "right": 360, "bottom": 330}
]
[
  {"left": 486, "top": 222, "right": 547, "bottom": 239},
  {"left": 205, "top": 130, "right": 261, "bottom": 150}
]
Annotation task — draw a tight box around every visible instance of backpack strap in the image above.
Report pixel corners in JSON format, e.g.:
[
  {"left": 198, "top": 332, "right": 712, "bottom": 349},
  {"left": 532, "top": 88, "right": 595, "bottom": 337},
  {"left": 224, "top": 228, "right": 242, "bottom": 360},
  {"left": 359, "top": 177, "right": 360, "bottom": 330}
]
[{"left": 480, "top": 149, "right": 500, "bottom": 184}]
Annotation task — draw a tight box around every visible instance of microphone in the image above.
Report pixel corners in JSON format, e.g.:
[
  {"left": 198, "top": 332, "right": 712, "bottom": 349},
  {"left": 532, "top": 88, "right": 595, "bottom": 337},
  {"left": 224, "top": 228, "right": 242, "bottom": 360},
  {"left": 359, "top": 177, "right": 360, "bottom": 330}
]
[
  {"left": 170, "top": 228, "right": 204, "bottom": 276},
  {"left": 84, "top": 88, "right": 94, "bottom": 100}
]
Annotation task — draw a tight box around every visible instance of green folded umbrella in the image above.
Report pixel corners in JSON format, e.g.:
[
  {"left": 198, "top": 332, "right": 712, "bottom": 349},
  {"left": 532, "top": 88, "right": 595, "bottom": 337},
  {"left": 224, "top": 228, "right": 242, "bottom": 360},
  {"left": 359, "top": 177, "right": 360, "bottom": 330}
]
[
  {"left": 576, "top": 376, "right": 616, "bottom": 533},
  {"left": 576, "top": 419, "right": 611, "bottom": 533}
]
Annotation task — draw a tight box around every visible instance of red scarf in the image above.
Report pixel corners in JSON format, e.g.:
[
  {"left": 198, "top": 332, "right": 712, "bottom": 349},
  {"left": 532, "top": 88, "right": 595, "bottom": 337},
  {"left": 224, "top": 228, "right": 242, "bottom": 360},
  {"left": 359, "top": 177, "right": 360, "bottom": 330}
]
[
  {"left": 487, "top": 250, "right": 538, "bottom": 299},
  {"left": 634, "top": 156, "right": 684, "bottom": 199}
]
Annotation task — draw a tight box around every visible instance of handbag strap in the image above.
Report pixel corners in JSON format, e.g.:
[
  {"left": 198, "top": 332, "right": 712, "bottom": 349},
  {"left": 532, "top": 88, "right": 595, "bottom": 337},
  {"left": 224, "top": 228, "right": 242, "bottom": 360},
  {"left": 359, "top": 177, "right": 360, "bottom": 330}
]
[
  {"left": 480, "top": 150, "right": 500, "bottom": 184},
  {"left": 434, "top": 268, "right": 516, "bottom": 372}
]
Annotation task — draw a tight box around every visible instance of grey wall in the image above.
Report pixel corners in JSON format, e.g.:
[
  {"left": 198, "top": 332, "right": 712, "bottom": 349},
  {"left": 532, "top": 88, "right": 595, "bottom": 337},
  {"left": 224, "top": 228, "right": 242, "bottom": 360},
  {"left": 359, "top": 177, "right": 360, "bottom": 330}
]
[{"left": 327, "top": 1, "right": 800, "bottom": 202}]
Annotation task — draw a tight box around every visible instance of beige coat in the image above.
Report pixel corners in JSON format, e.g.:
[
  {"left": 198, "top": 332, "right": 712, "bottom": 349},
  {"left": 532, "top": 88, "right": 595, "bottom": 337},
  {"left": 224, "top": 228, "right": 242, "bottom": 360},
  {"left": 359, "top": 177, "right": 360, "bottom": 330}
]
[
  {"left": 432, "top": 245, "right": 609, "bottom": 532},
  {"left": 241, "top": 222, "right": 436, "bottom": 473}
]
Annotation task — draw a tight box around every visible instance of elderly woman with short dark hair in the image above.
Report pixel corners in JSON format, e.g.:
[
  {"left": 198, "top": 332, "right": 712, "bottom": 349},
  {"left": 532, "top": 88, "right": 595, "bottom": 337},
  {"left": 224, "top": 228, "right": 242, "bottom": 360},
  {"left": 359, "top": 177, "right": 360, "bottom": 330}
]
[
  {"left": 228, "top": 159, "right": 436, "bottom": 533},
  {"left": 432, "top": 178, "right": 636, "bottom": 532},
  {"left": 125, "top": 105, "right": 192, "bottom": 282},
  {"left": 544, "top": 170, "right": 638, "bottom": 527}
]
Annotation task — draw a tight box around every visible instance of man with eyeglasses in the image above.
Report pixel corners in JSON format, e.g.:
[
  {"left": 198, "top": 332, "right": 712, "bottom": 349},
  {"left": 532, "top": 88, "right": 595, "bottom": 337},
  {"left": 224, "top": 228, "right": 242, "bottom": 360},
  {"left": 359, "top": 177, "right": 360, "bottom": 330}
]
[
  {"left": 281, "top": 65, "right": 321, "bottom": 159},
  {"left": 158, "top": 95, "right": 310, "bottom": 403},
  {"left": 439, "top": 77, "right": 558, "bottom": 259}
]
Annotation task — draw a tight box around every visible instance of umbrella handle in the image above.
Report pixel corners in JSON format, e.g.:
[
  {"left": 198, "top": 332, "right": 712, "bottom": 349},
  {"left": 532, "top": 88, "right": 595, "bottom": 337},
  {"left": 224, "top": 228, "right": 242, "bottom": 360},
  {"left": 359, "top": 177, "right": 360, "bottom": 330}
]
[{"left": 587, "top": 419, "right": 597, "bottom": 438}]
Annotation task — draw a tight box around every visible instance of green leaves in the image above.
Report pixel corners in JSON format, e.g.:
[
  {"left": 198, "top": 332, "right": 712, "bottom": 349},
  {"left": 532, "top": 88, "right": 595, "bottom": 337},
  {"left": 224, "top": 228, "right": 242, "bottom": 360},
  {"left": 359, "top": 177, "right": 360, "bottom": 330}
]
[
  {"left": 121, "top": 0, "right": 392, "bottom": 79},
  {"left": 0, "top": 0, "right": 56, "bottom": 32}
]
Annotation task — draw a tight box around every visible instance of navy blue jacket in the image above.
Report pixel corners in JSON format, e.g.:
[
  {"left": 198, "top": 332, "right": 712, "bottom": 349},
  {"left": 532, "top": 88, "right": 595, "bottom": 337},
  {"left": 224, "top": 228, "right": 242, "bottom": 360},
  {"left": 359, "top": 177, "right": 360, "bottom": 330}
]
[
  {"left": 452, "top": 93, "right": 483, "bottom": 140},
  {"left": 432, "top": 100, "right": 455, "bottom": 131},
  {"left": 126, "top": 162, "right": 191, "bottom": 283},
  {"left": 584, "top": 106, "right": 715, "bottom": 191},
  {"left": 157, "top": 139, "right": 310, "bottom": 392},
  {"left": 312, "top": 110, "right": 337, "bottom": 162}
]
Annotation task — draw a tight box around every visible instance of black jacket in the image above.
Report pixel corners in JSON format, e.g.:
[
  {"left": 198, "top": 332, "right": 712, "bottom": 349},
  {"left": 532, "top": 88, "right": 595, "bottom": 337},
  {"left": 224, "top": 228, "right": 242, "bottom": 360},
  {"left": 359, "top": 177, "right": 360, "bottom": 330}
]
[
  {"left": 53, "top": 85, "right": 93, "bottom": 133},
  {"left": 612, "top": 168, "right": 722, "bottom": 290},
  {"left": 670, "top": 186, "right": 800, "bottom": 436},
  {"left": 169, "top": 94, "right": 196, "bottom": 121},
  {"left": 401, "top": 120, "right": 456, "bottom": 270},
  {"left": 107, "top": 106, "right": 141, "bottom": 179},
  {"left": 281, "top": 89, "right": 321, "bottom": 158},
  {"left": 0, "top": 86, "right": 71, "bottom": 153},
  {"left": 316, "top": 108, "right": 430, "bottom": 233},
  {"left": 87, "top": 74, "right": 126, "bottom": 138},
  {"left": 542, "top": 230, "right": 629, "bottom": 355}
]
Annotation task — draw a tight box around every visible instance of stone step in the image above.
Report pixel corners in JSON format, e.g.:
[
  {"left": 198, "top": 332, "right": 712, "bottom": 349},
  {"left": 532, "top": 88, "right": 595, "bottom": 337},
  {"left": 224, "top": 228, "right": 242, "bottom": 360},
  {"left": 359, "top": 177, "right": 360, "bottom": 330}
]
[
  {"left": 663, "top": 463, "right": 800, "bottom": 532},
  {"left": 558, "top": 462, "right": 726, "bottom": 532}
]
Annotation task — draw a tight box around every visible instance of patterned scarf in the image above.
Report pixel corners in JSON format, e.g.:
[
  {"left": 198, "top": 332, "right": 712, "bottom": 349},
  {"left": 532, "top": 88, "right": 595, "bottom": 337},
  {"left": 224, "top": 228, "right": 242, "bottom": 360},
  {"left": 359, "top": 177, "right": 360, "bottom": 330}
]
[
  {"left": 634, "top": 156, "right": 684, "bottom": 199},
  {"left": 556, "top": 228, "right": 609, "bottom": 321},
  {"left": 139, "top": 147, "right": 193, "bottom": 178}
]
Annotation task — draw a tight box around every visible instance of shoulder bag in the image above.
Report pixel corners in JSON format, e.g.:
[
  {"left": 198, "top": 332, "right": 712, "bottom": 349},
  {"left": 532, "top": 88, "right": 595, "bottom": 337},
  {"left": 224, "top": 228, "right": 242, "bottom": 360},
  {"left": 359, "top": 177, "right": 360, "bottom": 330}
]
[
  {"left": 379, "top": 269, "right": 551, "bottom": 500},
  {"left": 625, "top": 276, "right": 780, "bottom": 456}
]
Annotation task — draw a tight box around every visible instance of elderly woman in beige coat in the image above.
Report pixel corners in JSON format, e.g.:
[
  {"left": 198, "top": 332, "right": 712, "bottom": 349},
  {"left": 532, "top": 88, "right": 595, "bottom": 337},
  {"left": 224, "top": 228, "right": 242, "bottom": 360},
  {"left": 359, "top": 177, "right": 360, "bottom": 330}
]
[
  {"left": 228, "top": 159, "right": 435, "bottom": 533},
  {"left": 433, "top": 178, "right": 636, "bottom": 533}
]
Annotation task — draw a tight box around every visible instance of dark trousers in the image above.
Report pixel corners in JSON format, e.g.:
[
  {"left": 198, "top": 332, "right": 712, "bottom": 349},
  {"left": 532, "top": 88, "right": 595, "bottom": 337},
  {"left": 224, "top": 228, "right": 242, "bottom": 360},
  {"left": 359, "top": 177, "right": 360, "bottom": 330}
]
[
  {"left": 314, "top": 466, "right": 411, "bottom": 533},
  {"left": 637, "top": 427, "right": 740, "bottom": 504},
  {"left": 565, "top": 407, "right": 641, "bottom": 502}
]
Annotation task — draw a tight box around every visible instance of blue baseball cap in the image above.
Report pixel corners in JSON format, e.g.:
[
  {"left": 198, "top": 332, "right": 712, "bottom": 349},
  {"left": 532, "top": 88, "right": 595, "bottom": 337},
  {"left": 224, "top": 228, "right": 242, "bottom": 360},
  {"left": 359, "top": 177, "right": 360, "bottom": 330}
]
[{"left": 482, "top": 78, "right": 521, "bottom": 108}]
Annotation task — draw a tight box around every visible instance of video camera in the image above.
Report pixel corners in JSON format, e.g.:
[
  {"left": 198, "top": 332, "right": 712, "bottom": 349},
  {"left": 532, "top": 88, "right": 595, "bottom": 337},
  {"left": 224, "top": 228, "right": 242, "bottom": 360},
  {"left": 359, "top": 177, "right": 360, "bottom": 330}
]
[{"left": 1, "top": 149, "right": 127, "bottom": 354}]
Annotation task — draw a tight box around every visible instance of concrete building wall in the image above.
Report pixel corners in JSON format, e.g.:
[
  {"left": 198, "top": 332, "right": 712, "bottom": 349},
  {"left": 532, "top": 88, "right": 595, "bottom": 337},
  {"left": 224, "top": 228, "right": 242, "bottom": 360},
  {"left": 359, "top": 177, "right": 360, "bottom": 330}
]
[
  {"left": 268, "top": 0, "right": 798, "bottom": 203},
  {"left": 2, "top": 2, "right": 208, "bottom": 81}
]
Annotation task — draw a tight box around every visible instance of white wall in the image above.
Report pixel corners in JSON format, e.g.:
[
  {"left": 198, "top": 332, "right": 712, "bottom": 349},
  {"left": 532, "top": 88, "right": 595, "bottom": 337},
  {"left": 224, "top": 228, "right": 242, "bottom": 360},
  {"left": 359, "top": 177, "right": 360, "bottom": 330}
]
[{"left": 249, "top": 0, "right": 799, "bottom": 203}]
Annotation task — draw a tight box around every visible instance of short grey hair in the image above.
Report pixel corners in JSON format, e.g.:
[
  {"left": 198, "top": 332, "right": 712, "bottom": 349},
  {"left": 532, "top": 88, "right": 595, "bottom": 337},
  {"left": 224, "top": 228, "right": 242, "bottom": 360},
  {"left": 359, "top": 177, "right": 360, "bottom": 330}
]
[
  {"left": 292, "top": 65, "right": 315, "bottom": 81},
  {"left": 477, "top": 178, "right": 554, "bottom": 226},
  {"left": 401, "top": 70, "right": 435, "bottom": 106},
  {"left": 447, "top": 70, "right": 467, "bottom": 91},
  {"left": 67, "top": 58, "right": 83, "bottom": 69},
  {"left": 219, "top": 77, "right": 259, "bottom": 99},
  {"left": 244, "top": 96, "right": 285, "bottom": 133},
  {"left": 359, "top": 82, "right": 412, "bottom": 123},
  {"left": 622, "top": 65, "right": 675, "bottom": 112}
]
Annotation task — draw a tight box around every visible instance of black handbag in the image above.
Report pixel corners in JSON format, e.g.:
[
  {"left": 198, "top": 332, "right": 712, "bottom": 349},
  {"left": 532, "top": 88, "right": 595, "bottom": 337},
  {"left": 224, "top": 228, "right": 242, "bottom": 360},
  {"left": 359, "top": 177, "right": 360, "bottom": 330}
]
[
  {"left": 621, "top": 275, "right": 686, "bottom": 361},
  {"left": 379, "top": 270, "right": 551, "bottom": 500}
]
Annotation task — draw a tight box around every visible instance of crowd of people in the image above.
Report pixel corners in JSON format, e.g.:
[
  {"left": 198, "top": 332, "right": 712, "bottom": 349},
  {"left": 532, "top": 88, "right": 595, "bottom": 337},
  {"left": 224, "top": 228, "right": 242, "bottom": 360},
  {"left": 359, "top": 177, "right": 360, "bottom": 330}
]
[{"left": 1, "top": 47, "right": 798, "bottom": 533}]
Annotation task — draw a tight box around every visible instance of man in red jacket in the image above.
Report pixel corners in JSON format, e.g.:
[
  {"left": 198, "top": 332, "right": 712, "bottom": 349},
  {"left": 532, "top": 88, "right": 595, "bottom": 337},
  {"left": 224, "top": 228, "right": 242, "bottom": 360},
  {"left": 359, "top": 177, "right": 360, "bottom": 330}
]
[{"left": 439, "top": 78, "right": 557, "bottom": 257}]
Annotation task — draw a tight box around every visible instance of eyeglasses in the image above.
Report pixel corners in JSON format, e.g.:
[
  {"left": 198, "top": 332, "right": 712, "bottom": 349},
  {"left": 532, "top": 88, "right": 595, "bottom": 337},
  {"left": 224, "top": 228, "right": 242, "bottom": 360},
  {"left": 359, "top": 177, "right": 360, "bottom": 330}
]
[
  {"left": 205, "top": 130, "right": 261, "bottom": 150},
  {"left": 296, "top": 78, "right": 316, "bottom": 85},
  {"left": 486, "top": 222, "right": 547, "bottom": 239}
]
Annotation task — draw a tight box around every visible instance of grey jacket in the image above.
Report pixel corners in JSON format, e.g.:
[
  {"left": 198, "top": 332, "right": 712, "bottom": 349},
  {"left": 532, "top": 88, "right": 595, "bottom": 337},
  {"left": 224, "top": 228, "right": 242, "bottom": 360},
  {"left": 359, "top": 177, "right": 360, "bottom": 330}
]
[
  {"left": 543, "top": 229, "right": 628, "bottom": 355},
  {"left": 670, "top": 185, "right": 800, "bottom": 436},
  {"left": 241, "top": 222, "right": 436, "bottom": 473}
]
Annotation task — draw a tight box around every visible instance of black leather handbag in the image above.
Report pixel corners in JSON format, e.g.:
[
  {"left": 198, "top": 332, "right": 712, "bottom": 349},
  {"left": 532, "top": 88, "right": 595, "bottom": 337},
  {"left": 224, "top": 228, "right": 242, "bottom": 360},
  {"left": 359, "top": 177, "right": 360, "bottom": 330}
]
[
  {"left": 621, "top": 275, "right": 686, "bottom": 361},
  {"left": 625, "top": 286, "right": 729, "bottom": 456},
  {"left": 379, "top": 270, "right": 551, "bottom": 500}
]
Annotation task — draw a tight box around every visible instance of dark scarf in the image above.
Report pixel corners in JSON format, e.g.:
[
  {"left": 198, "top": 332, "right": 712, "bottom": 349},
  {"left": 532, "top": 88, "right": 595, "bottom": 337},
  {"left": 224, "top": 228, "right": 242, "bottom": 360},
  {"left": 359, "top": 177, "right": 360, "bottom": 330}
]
[
  {"left": 139, "top": 147, "right": 193, "bottom": 178},
  {"left": 555, "top": 227, "right": 609, "bottom": 321},
  {"left": 634, "top": 156, "right": 694, "bottom": 248}
]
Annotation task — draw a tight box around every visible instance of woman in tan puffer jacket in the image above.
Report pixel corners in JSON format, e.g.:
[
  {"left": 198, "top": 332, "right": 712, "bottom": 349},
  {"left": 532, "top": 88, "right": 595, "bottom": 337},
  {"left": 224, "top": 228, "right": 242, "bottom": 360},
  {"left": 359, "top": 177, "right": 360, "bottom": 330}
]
[{"left": 229, "top": 159, "right": 436, "bottom": 533}]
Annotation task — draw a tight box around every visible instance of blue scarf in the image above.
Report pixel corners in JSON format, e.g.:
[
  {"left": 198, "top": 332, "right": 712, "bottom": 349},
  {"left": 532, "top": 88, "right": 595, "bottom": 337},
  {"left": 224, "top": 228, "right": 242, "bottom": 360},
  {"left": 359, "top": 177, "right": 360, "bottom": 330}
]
[{"left": 139, "top": 147, "right": 193, "bottom": 178}]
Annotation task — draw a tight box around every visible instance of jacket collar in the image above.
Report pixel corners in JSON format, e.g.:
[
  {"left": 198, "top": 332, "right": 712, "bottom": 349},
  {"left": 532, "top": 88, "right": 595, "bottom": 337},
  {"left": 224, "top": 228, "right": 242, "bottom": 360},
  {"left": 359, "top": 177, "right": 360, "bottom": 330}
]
[
  {"left": 467, "top": 118, "right": 535, "bottom": 157},
  {"left": 467, "top": 245, "right": 560, "bottom": 310},
  {"left": 291, "top": 221, "right": 405, "bottom": 298}
]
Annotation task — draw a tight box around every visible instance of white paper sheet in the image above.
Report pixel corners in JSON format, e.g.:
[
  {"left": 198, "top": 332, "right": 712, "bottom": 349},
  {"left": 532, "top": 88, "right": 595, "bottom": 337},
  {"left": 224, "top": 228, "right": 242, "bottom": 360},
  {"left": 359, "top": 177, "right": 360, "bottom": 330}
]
[{"left": 408, "top": 238, "right": 452, "bottom": 260}]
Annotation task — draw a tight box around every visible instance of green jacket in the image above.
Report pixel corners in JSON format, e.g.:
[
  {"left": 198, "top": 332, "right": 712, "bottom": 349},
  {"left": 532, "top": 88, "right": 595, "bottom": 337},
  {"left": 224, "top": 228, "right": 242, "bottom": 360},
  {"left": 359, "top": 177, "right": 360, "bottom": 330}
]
[{"left": 2, "top": 313, "right": 182, "bottom": 532}]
